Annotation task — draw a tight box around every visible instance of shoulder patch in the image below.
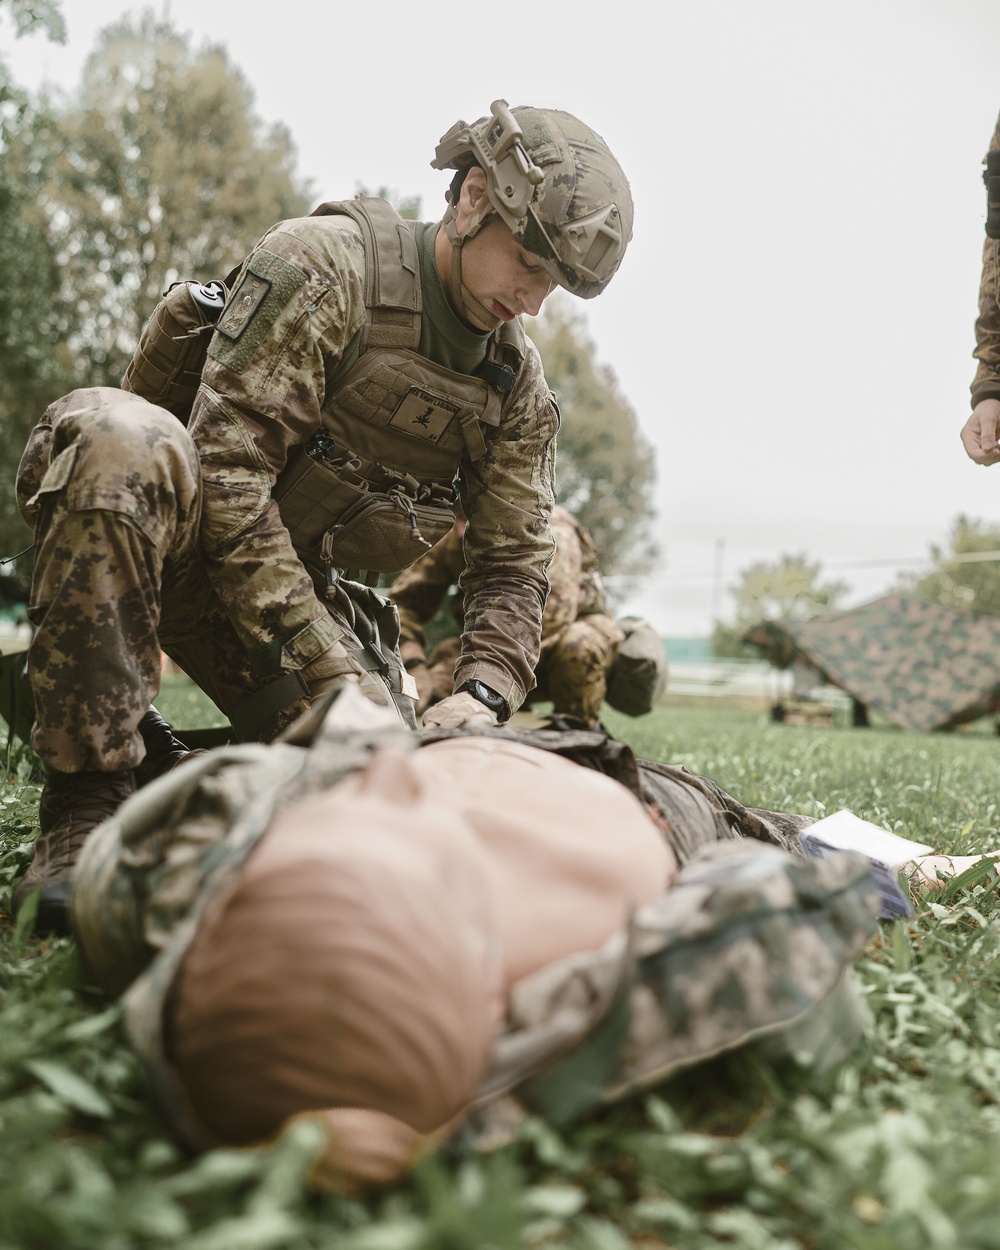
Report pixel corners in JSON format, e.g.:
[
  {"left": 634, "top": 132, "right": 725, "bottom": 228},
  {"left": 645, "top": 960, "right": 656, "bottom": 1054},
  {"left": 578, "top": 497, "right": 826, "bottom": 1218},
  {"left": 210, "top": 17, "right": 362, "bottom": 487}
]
[{"left": 208, "top": 250, "right": 307, "bottom": 374}]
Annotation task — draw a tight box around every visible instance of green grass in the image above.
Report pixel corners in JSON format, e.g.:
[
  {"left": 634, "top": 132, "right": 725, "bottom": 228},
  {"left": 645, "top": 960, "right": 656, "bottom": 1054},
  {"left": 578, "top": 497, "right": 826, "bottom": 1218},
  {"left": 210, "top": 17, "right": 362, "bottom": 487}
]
[
  {"left": 3, "top": 696, "right": 1000, "bottom": 1248},
  {"left": 153, "top": 673, "right": 234, "bottom": 732}
]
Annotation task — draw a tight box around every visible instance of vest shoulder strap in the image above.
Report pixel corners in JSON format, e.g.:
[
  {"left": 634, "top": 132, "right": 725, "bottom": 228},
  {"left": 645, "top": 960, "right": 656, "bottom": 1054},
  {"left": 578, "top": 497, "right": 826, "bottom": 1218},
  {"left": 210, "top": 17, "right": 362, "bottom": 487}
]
[
  {"left": 311, "top": 198, "right": 529, "bottom": 407},
  {"left": 310, "top": 196, "right": 421, "bottom": 353},
  {"left": 493, "top": 317, "right": 526, "bottom": 374}
]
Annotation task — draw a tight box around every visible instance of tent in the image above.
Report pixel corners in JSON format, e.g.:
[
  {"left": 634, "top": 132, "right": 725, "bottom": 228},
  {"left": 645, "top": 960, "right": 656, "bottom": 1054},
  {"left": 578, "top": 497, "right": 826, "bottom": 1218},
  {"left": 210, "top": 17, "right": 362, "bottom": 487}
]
[{"left": 744, "top": 592, "right": 1000, "bottom": 733}]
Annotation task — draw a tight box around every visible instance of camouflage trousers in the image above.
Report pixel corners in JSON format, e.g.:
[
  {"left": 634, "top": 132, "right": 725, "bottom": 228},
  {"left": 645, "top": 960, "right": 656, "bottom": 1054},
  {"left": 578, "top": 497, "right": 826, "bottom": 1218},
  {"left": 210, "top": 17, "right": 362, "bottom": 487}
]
[
  {"left": 535, "top": 614, "right": 624, "bottom": 724},
  {"left": 17, "top": 388, "right": 407, "bottom": 773},
  {"left": 421, "top": 614, "right": 623, "bottom": 724}
]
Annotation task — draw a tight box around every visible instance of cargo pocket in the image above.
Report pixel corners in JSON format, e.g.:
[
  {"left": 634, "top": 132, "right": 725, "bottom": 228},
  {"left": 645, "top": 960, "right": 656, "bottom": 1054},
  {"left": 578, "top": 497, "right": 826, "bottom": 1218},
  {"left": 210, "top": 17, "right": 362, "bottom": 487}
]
[
  {"left": 24, "top": 442, "right": 79, "bottom": 517},
  {"left": 196, "top": 404, "right": 271, "bottom": 551}
]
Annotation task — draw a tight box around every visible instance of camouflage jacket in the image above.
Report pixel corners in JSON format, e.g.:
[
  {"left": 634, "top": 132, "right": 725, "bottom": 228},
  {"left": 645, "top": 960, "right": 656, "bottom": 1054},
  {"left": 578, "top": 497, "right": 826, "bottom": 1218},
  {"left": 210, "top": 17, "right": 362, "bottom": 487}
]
[
  {"left": 390, "top": 505, "right": 611, "bottom": 655},
  {"left": 71, "top": 689, "right": 879, "bottom": 1158},
  {"left": 972, "top": 111, "right": 1000, "bottom": 408},
  {"left": 188, "top": 208, "right": 558, "bottom": 709}
]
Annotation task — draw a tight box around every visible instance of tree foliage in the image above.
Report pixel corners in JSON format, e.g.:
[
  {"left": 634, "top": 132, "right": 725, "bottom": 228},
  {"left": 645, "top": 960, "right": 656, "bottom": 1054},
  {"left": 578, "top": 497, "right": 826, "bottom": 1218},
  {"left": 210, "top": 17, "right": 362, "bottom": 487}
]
[
  {"left": 26, "top": 12, "right": 311, "bottom": 383},
  {"left": 526, "top": 297, "right": 657, "bottom": 590},
  {"left": 906, "top": 514, "right": 1000, "bottom": 615},
  {"left": 0, "top": 0, "right": 70, "bottom": 568},
  {"left": 0, "top": 0, "right": 63, "bottom": 63},
  {"left": 356, "top": 184, "right": 421, "bottom": 220},
  {"left": 0, "top": 105, "right": 72, "bottom": 567},
  {"left": 0, "top": 10, "right": 313, "bottom": 565},
  {"left": 711, "top": 552, "right": 849, "bottom": 658}
]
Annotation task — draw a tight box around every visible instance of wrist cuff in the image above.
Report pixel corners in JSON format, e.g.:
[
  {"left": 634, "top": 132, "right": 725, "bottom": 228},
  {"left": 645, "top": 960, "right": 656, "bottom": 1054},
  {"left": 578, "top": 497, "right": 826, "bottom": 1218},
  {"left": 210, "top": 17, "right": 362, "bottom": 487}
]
[{"left": 971, "top": 384, "right": 1000, "bottom": 409}]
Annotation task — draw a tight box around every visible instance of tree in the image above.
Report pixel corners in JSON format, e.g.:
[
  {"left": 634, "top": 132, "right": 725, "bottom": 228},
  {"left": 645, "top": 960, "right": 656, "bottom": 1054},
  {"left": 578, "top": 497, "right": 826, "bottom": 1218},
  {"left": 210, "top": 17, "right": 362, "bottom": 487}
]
[
  {"left": 526, "top": 297, "right": 657, "bottom": 590},
  {"left": 906, "top": 515, "right": 1000, "bottom": 615},
  {"left": 0, "top": 10, "right": 313, "bottom": 564},
  {"left": 22, "top": 11, "right": 312, "bottom": 385},
  {"left": 711, "top": 553, "right": 849, "bottom": 658},
  {"left": 0, "top": 0, "right": 63, "bottom": 68},
  {"left": 356, "top": 184, "right": 421, "bottom": 220},
  {"left": 0, "top": 0, "right": 71, "bottom": 570}
]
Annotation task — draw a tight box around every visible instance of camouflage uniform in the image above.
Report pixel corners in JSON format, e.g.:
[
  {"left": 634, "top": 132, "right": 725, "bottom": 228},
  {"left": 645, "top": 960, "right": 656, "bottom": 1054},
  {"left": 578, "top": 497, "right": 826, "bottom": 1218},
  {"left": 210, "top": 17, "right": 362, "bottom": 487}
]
[
  {"left": 70, "top": 690, "right": 879, "bottom": 1169},
  {"left": 16, "top": 208, "right": 558, "bottom": 771},
  {"left": 389, "top": 505, "right": 623, "bottom": 723},
  {"left": 972, "top": 111, "right": 1000, "bottom": 407}
]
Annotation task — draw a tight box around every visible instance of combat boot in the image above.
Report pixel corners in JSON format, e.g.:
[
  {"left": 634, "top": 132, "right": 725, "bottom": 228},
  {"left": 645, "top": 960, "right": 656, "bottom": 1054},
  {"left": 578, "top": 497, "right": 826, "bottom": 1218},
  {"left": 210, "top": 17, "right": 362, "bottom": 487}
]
[
  {"left": 13, "top": 768, "right": 136, "bottom": 934},
  {"left": 135, "top": 705, "right": 206, "bottom": 785}
]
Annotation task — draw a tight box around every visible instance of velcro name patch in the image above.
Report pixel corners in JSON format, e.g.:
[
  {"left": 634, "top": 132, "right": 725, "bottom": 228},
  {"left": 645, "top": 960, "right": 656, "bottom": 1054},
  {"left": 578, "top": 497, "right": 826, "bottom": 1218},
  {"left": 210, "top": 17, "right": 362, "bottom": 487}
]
[
  {"left": 387, "top": 387, "right": 459, "bottom": 442},
  {"left": 208, "top": 250, "right": 308, "bottom": 374}
]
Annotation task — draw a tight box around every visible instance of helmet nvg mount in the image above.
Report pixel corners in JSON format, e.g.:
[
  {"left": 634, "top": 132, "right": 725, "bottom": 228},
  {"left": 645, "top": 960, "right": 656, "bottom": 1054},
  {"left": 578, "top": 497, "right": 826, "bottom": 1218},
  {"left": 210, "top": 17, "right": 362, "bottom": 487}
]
[{"left": 432, "top": 99, "right": 633, "bottom": 328}]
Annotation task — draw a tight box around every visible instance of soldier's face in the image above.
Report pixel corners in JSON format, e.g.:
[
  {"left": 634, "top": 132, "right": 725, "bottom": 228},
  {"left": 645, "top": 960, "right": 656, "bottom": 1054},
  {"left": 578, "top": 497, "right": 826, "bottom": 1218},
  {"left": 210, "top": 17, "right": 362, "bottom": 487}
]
[{"left": 450, "top": 169, "right": 556, "bottom": 329}]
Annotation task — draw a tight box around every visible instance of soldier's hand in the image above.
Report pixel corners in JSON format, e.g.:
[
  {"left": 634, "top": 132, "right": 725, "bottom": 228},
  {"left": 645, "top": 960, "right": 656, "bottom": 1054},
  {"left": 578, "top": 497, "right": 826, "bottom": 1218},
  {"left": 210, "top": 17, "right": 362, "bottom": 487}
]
[
  {"left": 301, "top": 641, "right": 362, "bottom": 701},
  {"left": 421, "top": 691, "right": 498, "bottom": 729},
  {"left": 961, "top": 399, "right": 1000, "bottom": 465}
]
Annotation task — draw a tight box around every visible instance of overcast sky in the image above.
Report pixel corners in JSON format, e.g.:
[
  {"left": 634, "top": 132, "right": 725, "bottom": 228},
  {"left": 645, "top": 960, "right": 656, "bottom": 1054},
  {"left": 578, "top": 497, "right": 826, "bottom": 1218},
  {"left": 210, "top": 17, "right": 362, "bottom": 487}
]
[{"left": 4, "top": 0, "right": 1000, "bottom": 635}]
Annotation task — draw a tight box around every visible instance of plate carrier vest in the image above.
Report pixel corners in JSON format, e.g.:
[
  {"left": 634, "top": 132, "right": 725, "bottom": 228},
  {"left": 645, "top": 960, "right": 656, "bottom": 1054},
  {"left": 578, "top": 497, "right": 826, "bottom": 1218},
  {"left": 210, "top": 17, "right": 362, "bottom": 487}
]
[
  {"left": 274, "top": 197, "right": 528, "bottom": 583},
  {"left": 123, "top": 197, "right": 528, "bottom": 584}
]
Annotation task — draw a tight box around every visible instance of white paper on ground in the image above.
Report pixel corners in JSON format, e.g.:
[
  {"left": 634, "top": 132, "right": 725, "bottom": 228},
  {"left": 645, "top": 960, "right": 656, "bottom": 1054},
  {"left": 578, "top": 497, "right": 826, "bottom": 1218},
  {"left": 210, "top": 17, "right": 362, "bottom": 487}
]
[
  {"left": 800, "top": 810, "right": 933, "bottom": 863},
  {"left": 800, "top": 809, "right": 933, "bottom": 920}
]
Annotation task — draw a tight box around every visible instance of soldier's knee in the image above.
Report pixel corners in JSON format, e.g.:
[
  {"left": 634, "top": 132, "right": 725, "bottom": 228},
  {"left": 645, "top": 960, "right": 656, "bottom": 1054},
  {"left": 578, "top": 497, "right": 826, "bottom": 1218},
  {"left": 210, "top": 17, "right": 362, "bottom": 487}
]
[
  {"left": 61, "top": 389, "right": 191, "bottom": 465},
  {"left": 557, "top": 621, "right": 613, "bottom": 666},
  {"left": 35, "top": 389, "right": 200, "bottom": 546},
  {"left": 58, "top": 387, "right": 198, "bottom": 495}
]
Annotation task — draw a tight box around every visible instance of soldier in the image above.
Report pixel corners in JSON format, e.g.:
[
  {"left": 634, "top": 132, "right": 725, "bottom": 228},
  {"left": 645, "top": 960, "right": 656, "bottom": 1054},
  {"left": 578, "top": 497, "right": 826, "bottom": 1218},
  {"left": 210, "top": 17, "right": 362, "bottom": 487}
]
[
  {"left": 13, "top": 101, "right": 633, "bottom": 930},
  {"left": 389, "top": 504, "right": 625, "bottom": 726},
  {"left": 962, "top": 109, "right": 1000, "bottom": 465}
]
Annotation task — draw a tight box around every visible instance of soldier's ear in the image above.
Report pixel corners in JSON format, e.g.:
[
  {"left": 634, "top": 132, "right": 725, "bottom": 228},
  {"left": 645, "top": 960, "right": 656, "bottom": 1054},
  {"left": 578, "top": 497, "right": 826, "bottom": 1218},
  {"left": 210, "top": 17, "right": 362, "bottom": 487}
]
[{"left": 458, "top": 167, "right": 489, "bottom": 217}]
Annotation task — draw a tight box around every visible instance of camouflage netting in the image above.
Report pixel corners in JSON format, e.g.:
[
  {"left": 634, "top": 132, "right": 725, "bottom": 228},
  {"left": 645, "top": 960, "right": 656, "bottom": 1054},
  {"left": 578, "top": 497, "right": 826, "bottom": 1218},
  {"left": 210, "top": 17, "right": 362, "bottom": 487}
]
[{"left": 744, "top": 592, "right": 1000, "bottom": 733}]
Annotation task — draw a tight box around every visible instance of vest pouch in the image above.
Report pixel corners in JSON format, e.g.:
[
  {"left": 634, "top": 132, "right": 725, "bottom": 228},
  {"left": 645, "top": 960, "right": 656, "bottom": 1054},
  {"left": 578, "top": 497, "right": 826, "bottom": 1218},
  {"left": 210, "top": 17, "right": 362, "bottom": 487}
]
[
  {"left": 273, "top": 446, "right": 371, "bottom": 552},
  {"left": 121, "top": 281, "right": 228, "bottom": 424},
  {"left": 320, "top": 491, "right": 455, "bottom": 575}
]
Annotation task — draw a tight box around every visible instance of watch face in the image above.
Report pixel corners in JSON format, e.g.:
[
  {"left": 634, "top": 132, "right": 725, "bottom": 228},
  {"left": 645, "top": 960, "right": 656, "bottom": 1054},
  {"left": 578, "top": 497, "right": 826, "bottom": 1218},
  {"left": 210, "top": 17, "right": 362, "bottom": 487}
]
[{"left": 464, "top": 680, "right": 505, "bottom": 713}]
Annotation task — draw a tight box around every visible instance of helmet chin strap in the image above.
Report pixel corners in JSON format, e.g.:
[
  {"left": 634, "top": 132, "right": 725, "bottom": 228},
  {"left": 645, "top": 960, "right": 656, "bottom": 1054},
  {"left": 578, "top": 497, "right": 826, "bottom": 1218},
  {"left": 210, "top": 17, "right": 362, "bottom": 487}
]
[{"left": 442, "top": 206, "right": 502, "bottom": 332}]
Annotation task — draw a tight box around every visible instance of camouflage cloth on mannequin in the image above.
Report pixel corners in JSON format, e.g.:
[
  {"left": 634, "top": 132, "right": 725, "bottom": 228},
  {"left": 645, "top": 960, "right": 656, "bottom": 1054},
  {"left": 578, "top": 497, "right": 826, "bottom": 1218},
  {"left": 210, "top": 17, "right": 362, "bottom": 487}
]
[
  {"left": 972, "top": 111, "right": 1000, "bottom": 407},
  {"left": 71, "top": 688, "right": 879, "bottom": 1185},
  {"left": 389, "top": 505, "right": 623, "bottom": 722}
]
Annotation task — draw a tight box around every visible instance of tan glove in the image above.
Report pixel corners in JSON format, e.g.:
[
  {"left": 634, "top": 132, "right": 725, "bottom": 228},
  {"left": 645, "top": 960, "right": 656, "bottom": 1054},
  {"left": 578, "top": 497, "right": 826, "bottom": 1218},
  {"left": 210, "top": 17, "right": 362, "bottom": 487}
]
[
  {"left": 421, "top": 691, "right": 498, "bottom": 729},
  {"left": 301, "top": 641, "right": 362, "bottom": 701}
]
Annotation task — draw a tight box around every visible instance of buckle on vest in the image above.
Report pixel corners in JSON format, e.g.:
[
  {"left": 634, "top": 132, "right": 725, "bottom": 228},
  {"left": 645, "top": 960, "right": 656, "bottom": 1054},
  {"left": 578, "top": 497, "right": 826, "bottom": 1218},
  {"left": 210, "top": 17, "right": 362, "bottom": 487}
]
[{"left": 475, "top": 359, "right": 516, "bottom": 394}]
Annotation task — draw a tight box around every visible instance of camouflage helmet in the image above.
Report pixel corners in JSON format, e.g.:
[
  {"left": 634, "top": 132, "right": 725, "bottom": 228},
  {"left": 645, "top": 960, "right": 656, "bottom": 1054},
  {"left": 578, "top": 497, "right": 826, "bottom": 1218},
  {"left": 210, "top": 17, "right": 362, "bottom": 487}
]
[{"left": 432, "top": 100, "right": 633, "bottom": 302}]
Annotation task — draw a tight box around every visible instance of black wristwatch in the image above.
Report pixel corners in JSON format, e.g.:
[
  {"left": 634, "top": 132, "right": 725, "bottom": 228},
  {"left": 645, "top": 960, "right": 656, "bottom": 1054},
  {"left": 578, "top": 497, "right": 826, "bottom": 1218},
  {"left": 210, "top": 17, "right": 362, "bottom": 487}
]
[{"left": 459, "top": 679, "right": 509, "bottom": 722}]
